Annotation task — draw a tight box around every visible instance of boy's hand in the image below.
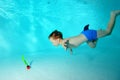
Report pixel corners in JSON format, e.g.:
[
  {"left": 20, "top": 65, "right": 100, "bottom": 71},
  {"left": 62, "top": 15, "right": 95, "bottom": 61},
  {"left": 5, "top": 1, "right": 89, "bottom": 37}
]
[
  {"left": 64, "top": 40, "right": 69, "bottom": 50},
  {"left": 64, "top": 40, "right": 73, "bottom": 54},
  {"left": 70, "top": 48, "right": 73, "bottom": 55}
]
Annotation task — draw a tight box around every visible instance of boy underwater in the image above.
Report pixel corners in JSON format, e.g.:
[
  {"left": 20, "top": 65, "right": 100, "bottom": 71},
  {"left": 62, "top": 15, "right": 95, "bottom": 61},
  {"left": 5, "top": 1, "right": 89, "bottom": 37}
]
[{"left": 48, "top": 10, "right": 120, "bottom": 54}]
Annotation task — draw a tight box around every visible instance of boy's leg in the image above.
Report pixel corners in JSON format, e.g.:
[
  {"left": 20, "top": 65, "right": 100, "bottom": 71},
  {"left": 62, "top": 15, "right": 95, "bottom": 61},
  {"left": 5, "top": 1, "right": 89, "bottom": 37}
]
[
  {"left": 107, "top": 10, "right": 120, "bottom": 34},
  {"left": 87, "top": 40, "right": 97, "bottom": 48},
  {"left": 97, "top": 10, "right": 120, "bottom": 38}
]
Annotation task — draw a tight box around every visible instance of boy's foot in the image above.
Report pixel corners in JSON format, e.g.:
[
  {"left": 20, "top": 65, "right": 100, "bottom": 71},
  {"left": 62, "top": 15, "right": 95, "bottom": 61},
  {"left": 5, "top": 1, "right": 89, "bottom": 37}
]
[
  {"left": 84, "top": 24, "right": 89, "bottom": 31},
  {"left": 112, "top": 10, "right": 120, "bottom": 16}
]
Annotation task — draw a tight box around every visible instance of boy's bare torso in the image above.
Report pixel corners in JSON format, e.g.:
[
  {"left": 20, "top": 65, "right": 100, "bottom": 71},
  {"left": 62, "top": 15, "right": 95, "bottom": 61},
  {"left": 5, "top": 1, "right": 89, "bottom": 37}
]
[{"left": 63, "top": 34, "right": 88, "bottom": 48}]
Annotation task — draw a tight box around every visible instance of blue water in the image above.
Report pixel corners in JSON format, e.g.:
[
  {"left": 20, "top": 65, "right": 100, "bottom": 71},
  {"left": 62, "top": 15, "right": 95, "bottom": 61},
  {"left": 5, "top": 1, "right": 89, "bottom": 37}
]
[{"left": 0, "top": 0, "right": 120, "bottom": 80}]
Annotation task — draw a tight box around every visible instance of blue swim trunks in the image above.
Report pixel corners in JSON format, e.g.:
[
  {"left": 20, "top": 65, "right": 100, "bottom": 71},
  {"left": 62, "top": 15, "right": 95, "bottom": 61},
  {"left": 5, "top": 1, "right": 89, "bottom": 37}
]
[{"left": 81, "top": 30, "right": 97, "bottom": 41}]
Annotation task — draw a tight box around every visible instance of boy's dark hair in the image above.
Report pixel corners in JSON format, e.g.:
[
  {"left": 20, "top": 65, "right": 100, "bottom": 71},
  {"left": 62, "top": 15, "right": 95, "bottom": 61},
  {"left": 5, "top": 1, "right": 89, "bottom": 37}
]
[{"left": 48, "top": 30, "right": 63, "bottom": 39}]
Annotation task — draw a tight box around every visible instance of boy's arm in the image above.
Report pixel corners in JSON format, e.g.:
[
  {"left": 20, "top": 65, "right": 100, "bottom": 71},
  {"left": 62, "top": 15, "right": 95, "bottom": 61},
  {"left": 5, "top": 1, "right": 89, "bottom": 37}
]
[{"left": 64, "top": 40, "right": 73, "bottom": 54}]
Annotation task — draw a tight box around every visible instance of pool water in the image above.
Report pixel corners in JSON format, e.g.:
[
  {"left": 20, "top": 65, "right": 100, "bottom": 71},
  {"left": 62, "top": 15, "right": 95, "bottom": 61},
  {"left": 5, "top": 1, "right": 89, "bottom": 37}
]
[{"left": 0, "top": 0, "right": 120, "bottom": 80}]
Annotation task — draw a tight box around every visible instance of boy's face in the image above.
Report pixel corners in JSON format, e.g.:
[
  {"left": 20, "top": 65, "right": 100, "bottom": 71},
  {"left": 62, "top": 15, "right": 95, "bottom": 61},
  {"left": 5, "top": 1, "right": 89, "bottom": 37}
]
[{"left": 49, "top": 37, "right": 60, "bottom": 46}]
